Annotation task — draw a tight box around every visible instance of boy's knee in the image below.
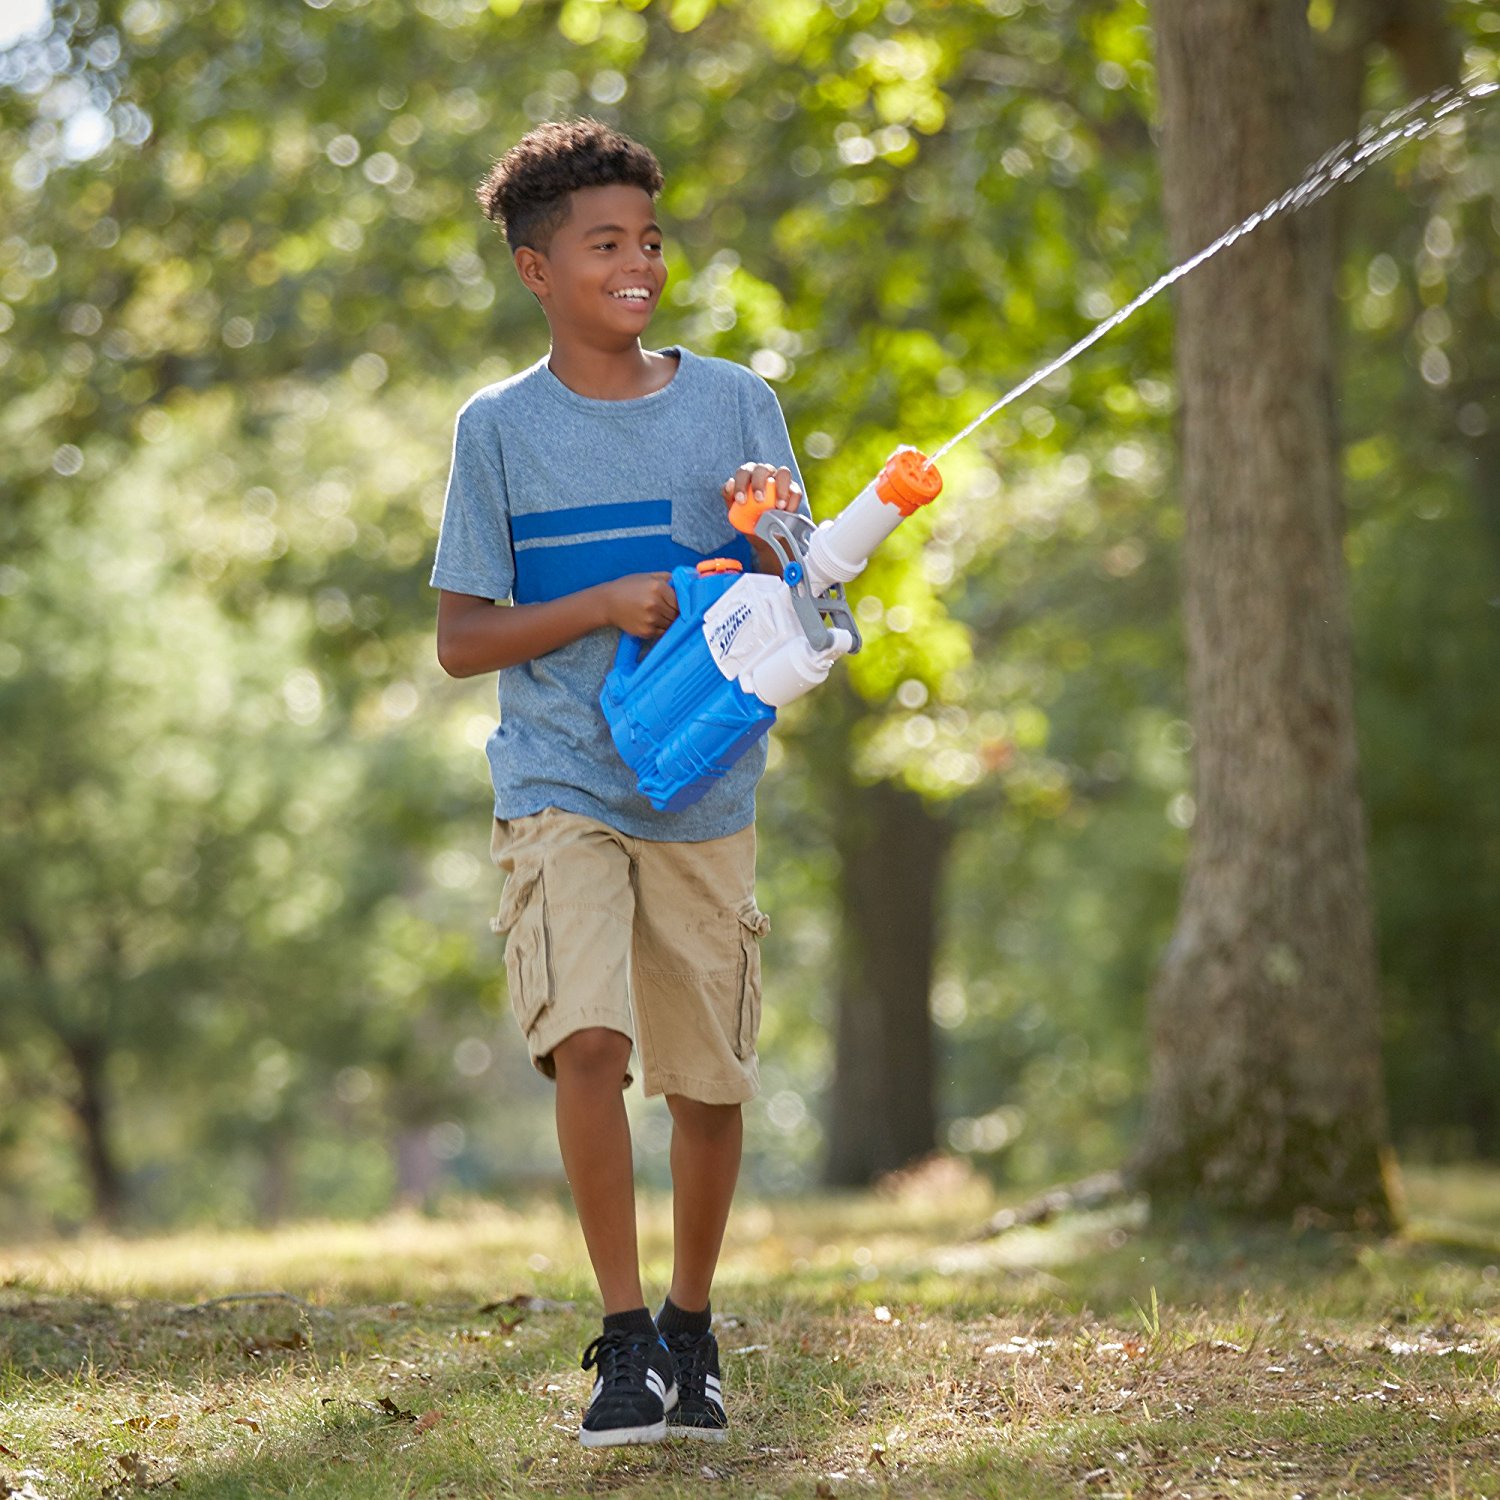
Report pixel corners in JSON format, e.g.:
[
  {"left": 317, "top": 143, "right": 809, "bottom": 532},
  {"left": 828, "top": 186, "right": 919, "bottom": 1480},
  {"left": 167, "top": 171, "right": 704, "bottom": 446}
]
[{"left": 551, "top": 1026, "right": 633, "bottom": 1084}]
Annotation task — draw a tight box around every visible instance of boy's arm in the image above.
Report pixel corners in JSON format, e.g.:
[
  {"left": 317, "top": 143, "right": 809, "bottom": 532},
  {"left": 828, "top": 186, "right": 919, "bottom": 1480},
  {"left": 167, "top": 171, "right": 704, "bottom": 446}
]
[{"left": 436, "top": 574, "right": 679, "bottom": 678}]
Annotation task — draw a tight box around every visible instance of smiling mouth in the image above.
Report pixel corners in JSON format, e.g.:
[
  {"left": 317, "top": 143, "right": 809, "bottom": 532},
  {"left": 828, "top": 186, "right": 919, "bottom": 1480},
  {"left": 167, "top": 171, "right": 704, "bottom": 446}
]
[{"left": 609, "top": 288, "right": 654, "bottom": 302}]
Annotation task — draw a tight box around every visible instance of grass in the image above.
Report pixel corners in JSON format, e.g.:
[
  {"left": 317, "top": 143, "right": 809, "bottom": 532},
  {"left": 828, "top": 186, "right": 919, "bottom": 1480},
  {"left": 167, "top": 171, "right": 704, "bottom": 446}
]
[{"left": 3, "top": 1164, "right": 1500, "bottom": 1498}]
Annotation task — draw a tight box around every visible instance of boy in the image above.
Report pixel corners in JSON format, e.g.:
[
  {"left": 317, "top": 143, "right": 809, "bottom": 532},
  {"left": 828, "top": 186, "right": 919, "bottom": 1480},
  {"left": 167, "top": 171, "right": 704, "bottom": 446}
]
[{"left": 430, "top": 119, "right": 804, "bottom": 1448}]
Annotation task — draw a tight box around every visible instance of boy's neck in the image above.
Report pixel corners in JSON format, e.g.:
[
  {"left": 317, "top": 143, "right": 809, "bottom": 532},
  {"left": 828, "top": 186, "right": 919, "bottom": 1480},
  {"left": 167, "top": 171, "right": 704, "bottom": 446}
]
[{"left": 546, "top": 338, "right": 678, "bottom": 401}]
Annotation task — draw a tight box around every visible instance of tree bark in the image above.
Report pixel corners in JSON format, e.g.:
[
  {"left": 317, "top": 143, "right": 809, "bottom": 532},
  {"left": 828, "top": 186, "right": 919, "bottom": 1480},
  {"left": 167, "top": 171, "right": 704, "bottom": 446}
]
[
  {"left": 1138, "top": 0, "right": 1396, "bottom": 1226},
  {"left": 393, "top": 1124, "right": 441, "bottom": 1209},
  {"left": 256, "top": 1127, "right": 296, "bottom": 1224},
  {"left": 10, "top": 918, "right": 128, "bottom": 1226},
  {"left": 824, "top": 778, "right": 950, "bottom": 1186},
  {"left": 64, "top": 1033, "right": 126, "bottom": 1228}
]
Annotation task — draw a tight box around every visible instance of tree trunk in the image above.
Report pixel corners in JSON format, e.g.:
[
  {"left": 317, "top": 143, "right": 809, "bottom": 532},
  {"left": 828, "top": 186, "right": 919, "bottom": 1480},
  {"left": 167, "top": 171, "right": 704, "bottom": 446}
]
[
  {"left": 256, "top": 1127, "right": 296, "bottom": 1224},
  {"left": 393, "top": 1124, "right": 440, "bottom": 1209},
  {"left": 64, "top": 1034, "right": 126, "bottom": 1227},
  {"left": 1138, "top": 0, "right": 1396, "bottom": 1226},
  {"left": 824, "top": 779, "right": 950, "bottom": 1186}
]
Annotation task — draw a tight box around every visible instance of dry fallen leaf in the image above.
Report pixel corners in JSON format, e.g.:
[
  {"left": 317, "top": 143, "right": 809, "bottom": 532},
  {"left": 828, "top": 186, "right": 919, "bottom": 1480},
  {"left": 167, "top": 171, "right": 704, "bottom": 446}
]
[
  {"left": 413, "top": 1411, "right": 441, "bottom": 1435},
  {"left": 479, "top": 1294, "right": 574, "bottom": 1315},
  {"left": 111, "top": 1415, "right": 180, "bottom": 1433},
  {"left": 114, "top": 1451, "right": 152, "bottom": 1485},
  {"left": 243, "top": 1331, "right": 308, "bottom": 1358},
  {"left": 231, "top": 1416, "right": 260, "bottom": 1434},
  {"left": 377, "top": 1397, "right": 416, "bottom": 1422}
]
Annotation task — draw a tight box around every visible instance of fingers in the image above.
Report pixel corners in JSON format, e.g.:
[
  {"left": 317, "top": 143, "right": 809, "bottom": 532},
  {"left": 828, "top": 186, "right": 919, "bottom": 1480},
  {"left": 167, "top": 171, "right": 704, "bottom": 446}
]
[
  {"left": 728, "top": 462, "right": 765, "bottom": 504},
  {"left": 726, "top": 463, "right": 802, "bottom": 510},
  {"left": 604, "top": 573, "right": 680, "bottom": 639},
  {"left": 640, "top": 574, "right": 678, "bottom": 639}
]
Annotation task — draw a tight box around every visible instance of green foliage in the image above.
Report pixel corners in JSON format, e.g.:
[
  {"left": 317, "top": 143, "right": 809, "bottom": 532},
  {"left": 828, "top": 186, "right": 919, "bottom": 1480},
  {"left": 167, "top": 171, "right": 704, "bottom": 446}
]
[
  {"left": 1337, "top": 30, "right": 1500, "bottom": 1160},
  {"left": 1, "top": 0, "right": 1497, "bottom": 1223}
]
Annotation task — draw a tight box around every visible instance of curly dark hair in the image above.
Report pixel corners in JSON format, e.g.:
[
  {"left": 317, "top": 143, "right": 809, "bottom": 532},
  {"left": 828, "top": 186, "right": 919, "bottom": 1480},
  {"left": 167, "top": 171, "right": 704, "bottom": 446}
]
[{"left": 477, "top": 119, "right": 664, "bottom": 253}]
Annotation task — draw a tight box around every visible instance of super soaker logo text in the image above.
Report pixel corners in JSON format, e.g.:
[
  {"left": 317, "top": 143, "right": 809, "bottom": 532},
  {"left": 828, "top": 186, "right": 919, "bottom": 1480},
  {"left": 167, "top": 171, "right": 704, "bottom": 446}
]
[{"left": 706, "top": 600, "right": 754, "bottom": 663}]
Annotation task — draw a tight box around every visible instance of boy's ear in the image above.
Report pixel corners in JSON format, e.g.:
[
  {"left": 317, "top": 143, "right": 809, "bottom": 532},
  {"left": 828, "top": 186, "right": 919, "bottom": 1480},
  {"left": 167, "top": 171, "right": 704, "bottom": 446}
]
[{"left": 514, "top": 246, "right": 548, "bottom": 299}]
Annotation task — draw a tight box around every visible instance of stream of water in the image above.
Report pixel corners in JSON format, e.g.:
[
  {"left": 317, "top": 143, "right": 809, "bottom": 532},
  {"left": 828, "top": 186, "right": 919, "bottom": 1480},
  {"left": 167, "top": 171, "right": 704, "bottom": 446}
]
[{"left": 922, "top": 72, "right": 1499, "bottom": 470}]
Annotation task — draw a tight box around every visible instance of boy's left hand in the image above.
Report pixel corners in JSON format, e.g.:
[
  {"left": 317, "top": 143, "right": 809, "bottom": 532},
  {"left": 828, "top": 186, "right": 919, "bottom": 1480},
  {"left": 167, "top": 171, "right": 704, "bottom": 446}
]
[
  {"left": 724, "top": 463, "right": 803, "bottom": 575},
  {"left": 722, "top": 463, "right": 802, "bottom": 516}
]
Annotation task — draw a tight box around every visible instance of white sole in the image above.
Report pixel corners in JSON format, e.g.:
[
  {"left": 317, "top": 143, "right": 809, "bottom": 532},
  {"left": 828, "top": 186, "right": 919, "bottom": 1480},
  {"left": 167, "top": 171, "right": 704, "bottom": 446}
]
[
  {"left": 578, "top": 1419, "right": 667, "bottom": 1448},
  {"left": 668, "top": 1422, "right": 729, "bottom": 1442},
  {"left": 578, "top": 1384, "right": 678, "bottom": 1449}
]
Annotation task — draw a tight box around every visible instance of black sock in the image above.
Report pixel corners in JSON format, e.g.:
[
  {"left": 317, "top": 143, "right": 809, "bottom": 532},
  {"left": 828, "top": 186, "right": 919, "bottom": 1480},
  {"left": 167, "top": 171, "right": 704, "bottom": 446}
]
[
  {"left": 602, "top": 1306, "right": 657, "bottom": 1338},
  {"left": 656, "top": 1296, "right": 711, "bottom": 1336}
]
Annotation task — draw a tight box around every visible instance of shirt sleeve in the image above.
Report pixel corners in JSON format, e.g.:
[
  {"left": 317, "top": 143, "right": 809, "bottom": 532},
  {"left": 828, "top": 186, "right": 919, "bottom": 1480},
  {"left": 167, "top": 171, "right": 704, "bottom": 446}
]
[{"left": 429, "top": 404, "right": 515, "bottom": 602}]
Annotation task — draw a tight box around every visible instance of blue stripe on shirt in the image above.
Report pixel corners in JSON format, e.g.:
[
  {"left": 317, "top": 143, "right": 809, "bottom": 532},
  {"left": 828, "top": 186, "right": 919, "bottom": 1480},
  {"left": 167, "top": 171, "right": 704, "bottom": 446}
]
[{"left": 512, "top": 532, "right": 756, "bottom": 605}]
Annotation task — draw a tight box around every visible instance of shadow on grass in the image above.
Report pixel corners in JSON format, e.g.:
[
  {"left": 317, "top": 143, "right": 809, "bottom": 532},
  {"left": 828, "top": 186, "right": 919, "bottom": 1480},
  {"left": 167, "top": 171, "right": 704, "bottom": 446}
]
[
  {"left": 76, "top": 1381, "right": 1500, "bottom": 1500},
  {"left": 4, "top": 1175, "right": 1500, "bottom": 1498}
]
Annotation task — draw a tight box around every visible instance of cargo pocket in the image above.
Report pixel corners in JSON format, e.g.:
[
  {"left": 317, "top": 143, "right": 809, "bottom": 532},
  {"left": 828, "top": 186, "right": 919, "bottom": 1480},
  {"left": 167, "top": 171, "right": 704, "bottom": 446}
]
[
  {"left": 733, "top": 903, "right": 770, "bottom": 1060},
  {"left": 670, "top": 485, "right": 739, "bottom": 558},
  {"left": 492, "top": 865, "right": 553, "bottom": 1037}
]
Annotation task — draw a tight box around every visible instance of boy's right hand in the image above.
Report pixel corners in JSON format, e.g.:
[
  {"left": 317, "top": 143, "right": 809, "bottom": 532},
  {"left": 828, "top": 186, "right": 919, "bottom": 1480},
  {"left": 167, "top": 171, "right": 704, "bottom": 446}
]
[{"left": 597, "top": 573, "right": 679, "bottom": 640}]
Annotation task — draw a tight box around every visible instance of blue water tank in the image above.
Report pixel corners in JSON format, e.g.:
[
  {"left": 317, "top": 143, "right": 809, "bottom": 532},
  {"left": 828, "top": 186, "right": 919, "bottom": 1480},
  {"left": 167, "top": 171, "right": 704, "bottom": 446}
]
[{"left": 601, "top": 564, "right": 777, "bottom": 812}]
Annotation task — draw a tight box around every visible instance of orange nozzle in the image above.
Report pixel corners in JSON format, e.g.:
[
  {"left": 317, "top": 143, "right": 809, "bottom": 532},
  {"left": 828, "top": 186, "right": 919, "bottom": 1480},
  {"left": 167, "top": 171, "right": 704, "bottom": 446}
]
[
  {"left": 728, "top": 485, "right": 779, "bottom": 536},
  {"left": 874, "top": 447, "right": 943, "bottom": 516},
  {"left": 696, "top": 557, "right": 744, "bottom": 575}
]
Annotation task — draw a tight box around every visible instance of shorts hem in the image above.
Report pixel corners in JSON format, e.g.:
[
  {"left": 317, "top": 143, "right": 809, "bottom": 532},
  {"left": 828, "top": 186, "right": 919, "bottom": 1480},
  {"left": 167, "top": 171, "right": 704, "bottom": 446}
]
[
  {"left": 641, "top": 1066, "right": 760, "bottom": 1106},
  {"left": 528, "top": 1008, "right": 635, "bottom": 1078}
]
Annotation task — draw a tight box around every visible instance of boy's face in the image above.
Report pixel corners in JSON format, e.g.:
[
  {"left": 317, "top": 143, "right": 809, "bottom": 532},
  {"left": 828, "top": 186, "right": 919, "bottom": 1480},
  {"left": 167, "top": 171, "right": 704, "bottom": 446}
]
[{"left": 515, "top": 184, "right": 666, "bottom": 345}]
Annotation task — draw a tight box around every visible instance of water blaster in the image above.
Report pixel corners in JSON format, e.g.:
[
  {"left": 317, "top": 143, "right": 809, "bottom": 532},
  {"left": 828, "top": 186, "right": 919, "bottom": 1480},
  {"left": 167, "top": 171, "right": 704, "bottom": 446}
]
[{"left": 601, "top": 447, "right": 943, "bottom": 812}]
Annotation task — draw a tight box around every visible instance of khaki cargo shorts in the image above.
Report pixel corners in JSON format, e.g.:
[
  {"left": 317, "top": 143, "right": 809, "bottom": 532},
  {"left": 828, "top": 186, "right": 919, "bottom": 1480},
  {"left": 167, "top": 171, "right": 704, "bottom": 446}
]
[{"left": 489, "top": 807, "right": 769, "bottom": 1104}]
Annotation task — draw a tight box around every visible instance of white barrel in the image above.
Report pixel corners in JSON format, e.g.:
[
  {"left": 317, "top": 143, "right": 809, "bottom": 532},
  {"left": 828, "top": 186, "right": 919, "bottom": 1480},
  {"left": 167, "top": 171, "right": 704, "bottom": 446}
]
[
  {"left": 803, "top": 481, "right": 904, "bottom": 596},
  {"left": 748, "top": 630, "right": 855, "bottom": 707}
]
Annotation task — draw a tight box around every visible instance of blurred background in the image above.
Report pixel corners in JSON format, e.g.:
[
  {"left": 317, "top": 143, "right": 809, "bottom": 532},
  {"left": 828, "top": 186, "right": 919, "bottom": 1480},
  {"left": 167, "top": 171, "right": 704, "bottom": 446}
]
[{"left": 1, "top": 0, "right": 1496, "bottom": 1234}]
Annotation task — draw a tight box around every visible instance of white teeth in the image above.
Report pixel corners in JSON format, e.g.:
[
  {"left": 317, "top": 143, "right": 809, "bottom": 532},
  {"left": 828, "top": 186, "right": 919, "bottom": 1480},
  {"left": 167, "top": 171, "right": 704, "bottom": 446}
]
[{"left": 611, "top": 288, "right": 651, "bottom": 301}]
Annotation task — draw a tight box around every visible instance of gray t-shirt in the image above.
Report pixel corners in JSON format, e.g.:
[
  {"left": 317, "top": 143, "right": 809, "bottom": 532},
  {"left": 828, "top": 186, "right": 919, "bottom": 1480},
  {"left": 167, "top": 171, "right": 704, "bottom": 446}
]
[{"left": 430, "top": 347, "right": 805, "bottom": 841}]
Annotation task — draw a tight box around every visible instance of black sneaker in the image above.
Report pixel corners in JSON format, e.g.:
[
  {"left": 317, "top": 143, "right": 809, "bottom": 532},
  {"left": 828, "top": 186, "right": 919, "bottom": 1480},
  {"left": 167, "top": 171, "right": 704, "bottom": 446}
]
[
  {"left": 663, "top": 1325, "right": 729, "bottom": 1441},
  {"left": 578, "top": 1327, "right": 678, "bottom": 1448}
]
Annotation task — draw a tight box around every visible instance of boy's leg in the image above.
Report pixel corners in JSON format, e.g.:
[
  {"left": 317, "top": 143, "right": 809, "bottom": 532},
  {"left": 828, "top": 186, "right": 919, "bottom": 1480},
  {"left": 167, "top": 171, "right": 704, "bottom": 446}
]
[
  {"left": 553, "top": 1026, "right": 644, "bottom": 1315},
  {"left": 491, "top": 810, "right": 675, "bottom": 1448},
  {"left": 628, "top": 825, "right": 767, "bottom": 1440},
  {"left": 663, "top": 1095, "right": 742, "bottom": 1312},
  {"left": 655, "top": 1096, "right": 741, "bottom": 1442},
  {"left": 554, "top": 1027, "right": 678, "bottom": 1449}
]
